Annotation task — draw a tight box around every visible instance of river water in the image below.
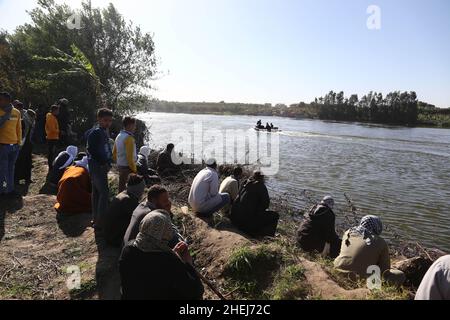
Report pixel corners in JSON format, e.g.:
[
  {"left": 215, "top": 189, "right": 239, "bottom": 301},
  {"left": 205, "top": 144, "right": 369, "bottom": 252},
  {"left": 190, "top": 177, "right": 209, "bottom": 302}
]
[{"left": 138, "top": 112, "right": 450, "bottom": 252}]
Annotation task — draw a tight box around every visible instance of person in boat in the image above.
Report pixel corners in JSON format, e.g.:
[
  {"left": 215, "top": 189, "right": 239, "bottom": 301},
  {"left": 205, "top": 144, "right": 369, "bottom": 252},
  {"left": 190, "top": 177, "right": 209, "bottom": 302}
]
[
  {"left": 297, "top": 196, "right": 341, "bottom": 258},
  {"left": 103, "top": 174, "right": 146, "bottom": 247},
  {"left": 270, "top": 123, "right": 275, "bottom": 129},
  {"left": 219, "top": 166, "right": 243, "bottom": 216},
  {"left": 256, "top": 120, "right": 262, "bottom": 128},
  {"left": 48, "top": 145, "right": 79, "bottom": 185},
  {"left": 123, "top": 185, "right": 179, "bottom": 246},
  {"left": 415, "top": 255, "right": 450, "bottom": 300},
  {"left": 265, "top": 123, "right": 272, "bottom": 131},
  {"left": 334, "top": 215, "right": 406, "bottom": 286},
  {"left": 136, "top": 146, "right": 161, "bottom": 186},
  {"left": 230, "top": 171, "right": 279, "bottom": 237},
  {"left": 119, "top": 210, "right": 204, "bottom": 300},
  {"left": 188, "top": 158, "right": 231, "bottom": 218},
  {"left": 54, "top": 156, "right": 91, "bottom": 214}
]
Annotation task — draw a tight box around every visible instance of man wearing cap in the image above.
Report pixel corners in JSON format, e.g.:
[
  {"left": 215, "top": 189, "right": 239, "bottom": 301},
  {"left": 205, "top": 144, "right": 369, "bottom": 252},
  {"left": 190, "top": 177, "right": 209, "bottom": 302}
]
[
  {"left": 188, "top": 158, "right": 230, "bottom": 218},
  {"left": 297, "top": 196, "right": 342, "bottom": 258}
]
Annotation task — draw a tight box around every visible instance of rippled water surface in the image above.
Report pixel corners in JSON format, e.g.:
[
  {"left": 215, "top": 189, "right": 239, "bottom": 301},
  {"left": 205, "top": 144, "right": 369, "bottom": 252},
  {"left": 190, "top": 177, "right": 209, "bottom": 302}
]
[{"left": 138, "top": 112, "right": 450, "bottom": 252}]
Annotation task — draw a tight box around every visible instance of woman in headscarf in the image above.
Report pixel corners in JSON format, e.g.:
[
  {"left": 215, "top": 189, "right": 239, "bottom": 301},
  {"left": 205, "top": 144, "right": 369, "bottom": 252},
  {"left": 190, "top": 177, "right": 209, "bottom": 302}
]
[
  {"left": 334, "top": 215, "right": 405, "bottom": 286},
  {"left": 119, "top": 210, "right": 204, "bottom": 300},
  {"left": 48, "top": 145, "right": 78, "bottom": 185},
  {"left": 297, "top": 196, "right": 342, "bottom": 258},
  {"left": 136, "top": 146, "right": 160, "bottom": 186},
  {"left": 54, "top": 156, "right": 91, "bottom": 214},
  {"left": 230, "top": 171, "right": 279, "bottom": 238}
]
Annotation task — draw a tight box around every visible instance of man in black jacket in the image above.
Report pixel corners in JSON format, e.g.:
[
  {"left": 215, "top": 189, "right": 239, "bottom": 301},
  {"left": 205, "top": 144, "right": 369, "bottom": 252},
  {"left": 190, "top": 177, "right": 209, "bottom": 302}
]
[
  {"left": 230, "top": 171, "right": 279, "bottom": 237},
  {"left": 297, "top": 196, "right": 342, "bottom": 258},
  {"left": 103, "top": 174, "right": 146, "bottom": 247}
]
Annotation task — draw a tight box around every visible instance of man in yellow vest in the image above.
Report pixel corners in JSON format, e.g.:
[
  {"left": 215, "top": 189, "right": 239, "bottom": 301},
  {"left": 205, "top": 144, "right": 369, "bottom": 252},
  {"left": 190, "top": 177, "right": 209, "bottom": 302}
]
[
  {"left": 0, "top": 92, "right": 22, "bottom": 199},
  {"left": 113, "top": 117, "right": 137, "bottom": 193},
  {"left": 45, "top": 105, "right": 60, "bottom": 169}
]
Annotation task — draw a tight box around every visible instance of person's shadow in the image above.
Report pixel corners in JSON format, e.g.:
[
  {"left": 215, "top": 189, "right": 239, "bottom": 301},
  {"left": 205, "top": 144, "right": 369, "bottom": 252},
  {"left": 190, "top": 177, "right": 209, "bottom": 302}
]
[
  {"left": 0, "top": 196, "right": 24, "bottom": 242},
  {"left": 56, "top": 212, "right": 92, "bottom": 238},
  {"left": 95, "top": 233, "right": 122, "bottom": 300}
]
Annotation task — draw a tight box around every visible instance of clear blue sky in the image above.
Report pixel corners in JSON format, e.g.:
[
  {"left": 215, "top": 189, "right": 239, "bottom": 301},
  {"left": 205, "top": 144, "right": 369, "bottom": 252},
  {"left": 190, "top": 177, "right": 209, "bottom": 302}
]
[{"left": 1, "top": 0, "right": 450, "bottom": 107}]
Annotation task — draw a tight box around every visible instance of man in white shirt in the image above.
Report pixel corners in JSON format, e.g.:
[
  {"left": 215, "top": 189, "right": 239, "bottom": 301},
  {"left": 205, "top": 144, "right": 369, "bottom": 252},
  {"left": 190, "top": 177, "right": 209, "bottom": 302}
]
[
  {"left": 415, "top": 255, "right": 450, "bottom": 300},
  {"left": 219, "top": 166, "right": 243, "bottom": 216},
  {"left": 188, "top": 158, "right": 230, "bottom": 217}
]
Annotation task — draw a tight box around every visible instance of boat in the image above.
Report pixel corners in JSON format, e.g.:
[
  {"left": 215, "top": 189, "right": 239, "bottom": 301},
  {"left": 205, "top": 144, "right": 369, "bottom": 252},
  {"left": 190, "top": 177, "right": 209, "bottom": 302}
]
[{"left": 254, "top": 127, "right": 281, "bottom": 132}]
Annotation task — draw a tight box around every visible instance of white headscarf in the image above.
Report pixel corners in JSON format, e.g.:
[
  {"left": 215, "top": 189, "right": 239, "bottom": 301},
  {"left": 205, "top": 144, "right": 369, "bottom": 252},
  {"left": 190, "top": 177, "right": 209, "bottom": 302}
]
[
  {"left": 321, "top": 196, "right": 335, "bottom": 210},
  {"left": 59, "top": 146, "right": 79, "bottom": 170},
  {"left": 139, "top": 146, "right": 151, "bottom": 158},
  {"left": 75, "top": 156, "right": 89, "bottom": 172}
]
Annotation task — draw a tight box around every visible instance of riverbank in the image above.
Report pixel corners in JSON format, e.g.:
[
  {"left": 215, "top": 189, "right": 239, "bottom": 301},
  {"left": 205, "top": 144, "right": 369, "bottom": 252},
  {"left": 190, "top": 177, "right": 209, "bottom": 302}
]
[
  {"left": 147, "top": 101, "right": 450, "bottom": 128},
  {"left": 0, "top": 153, "right": 446, "bottom": 300}
]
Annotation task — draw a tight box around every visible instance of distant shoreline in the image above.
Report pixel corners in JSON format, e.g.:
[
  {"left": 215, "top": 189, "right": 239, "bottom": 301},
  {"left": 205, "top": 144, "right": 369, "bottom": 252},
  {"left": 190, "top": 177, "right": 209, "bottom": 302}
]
[{"left": 143, "top": 109, "right": 450, "bottom": 130}]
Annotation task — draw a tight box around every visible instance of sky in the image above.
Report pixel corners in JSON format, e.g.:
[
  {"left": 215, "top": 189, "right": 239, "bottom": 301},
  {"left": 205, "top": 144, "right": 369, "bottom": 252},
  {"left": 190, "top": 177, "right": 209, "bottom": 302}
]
[{"left": 1, "top": 0, "right": 450, "bottom": 107}]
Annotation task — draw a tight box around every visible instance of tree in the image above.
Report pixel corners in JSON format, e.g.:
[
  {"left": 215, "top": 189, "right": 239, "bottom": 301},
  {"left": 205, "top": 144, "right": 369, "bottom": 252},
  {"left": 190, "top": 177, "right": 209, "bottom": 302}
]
[{"left": 5, "top": 0, "right": 157, "bottom": 133}]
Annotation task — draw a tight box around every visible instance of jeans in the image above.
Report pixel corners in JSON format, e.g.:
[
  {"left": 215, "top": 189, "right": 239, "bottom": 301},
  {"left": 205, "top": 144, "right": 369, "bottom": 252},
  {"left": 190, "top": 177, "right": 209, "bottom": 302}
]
[
  {"left": 47, "top": 139, "right": 58, "bottom": 169},
  {"left": 197, "top": 193, "right": 231, "bottom": 218},
  {"left": 0, "top": 144, "right": 20, "bottom": 194},
  {"left": 89, "top": 160, "right": 111, "bottom": 228}
]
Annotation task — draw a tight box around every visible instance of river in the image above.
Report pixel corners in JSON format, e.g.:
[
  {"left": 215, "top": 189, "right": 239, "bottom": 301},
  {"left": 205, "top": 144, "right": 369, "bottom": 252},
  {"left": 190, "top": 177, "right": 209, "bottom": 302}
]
[{"left": 138, "top": 112, "right": 450, "bottom": 252}]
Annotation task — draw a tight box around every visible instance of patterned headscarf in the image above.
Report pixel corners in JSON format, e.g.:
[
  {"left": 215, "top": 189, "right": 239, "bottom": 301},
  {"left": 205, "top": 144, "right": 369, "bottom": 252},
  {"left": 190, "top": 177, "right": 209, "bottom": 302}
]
[
  {"left": 133, "top": 210, "right": 174, "bottom": 253},
  {"left": 348, "top": 215, "right": 383, "bottom": 245}
]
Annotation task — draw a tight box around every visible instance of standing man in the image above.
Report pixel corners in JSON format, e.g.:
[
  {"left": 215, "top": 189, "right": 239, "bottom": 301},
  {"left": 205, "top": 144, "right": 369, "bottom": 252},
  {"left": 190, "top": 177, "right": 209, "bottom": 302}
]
[
  {"left": 0, "top": 92, "right": 22, "bottom": 199},
  {"left": 113, "top": 117, "right": 137, "bottom": 193},
  {"left": 87, "top": 108, "right": 114, "bottom": 230},
  {"left": 57, "top": 98, "right": 70, "bottom": 147},
  {"left": 45, "top": 105, "right": 60, "bottom": 169}
]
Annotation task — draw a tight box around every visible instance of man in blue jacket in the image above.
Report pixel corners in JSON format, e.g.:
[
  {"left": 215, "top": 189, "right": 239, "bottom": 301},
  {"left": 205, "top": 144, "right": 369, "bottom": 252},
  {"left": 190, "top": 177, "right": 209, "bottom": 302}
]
[{"left": 87, "top": 108, "right": 114, "bottom": 230}]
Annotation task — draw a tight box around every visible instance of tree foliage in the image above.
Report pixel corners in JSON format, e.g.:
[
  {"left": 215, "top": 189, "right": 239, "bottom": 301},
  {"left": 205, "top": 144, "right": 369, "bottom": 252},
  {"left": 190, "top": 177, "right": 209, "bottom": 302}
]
[{"left": 1, "top": 0, "right": 157, "bottom": 133}]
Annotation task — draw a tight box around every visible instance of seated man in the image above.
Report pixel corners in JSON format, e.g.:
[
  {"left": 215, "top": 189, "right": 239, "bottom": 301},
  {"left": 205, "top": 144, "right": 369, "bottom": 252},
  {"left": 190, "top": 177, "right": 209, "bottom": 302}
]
[
  {"left": 119, "top": 211, "right": 204, "bottom": 300},
  {"left": 54, "top": 156, "right": 91, "bottom": 214},
  {"left": 297, "top": 196, "right": 342, "bottom": 258},
  {"left": 188, "top": 159, "right": 230, "bottom": 218},
  {"left": 103, "top": 174, "right": 146, "bottom": 247},
  {"left": 48, "top": 145, "right": 78, "bottom": 185},
  {"left": 156, "top": 143, "right": 181, "bottom": 176},
  {"left": 415, "top": 255, "right": 450, "bottom": 300},
  {"left": 123, "top": 185, "right": 178, "bottom": 246},
  {"left": 334, "top": 215, "right": 405, "bottom": 286},
  {"left": 219, "top": 166, "right": 243, "bottom": 216},
  {"left": 230, "top": 171, "right": 279, "bottom": 237},
  {"left": 136, "top": 146, "right": 160, "bottom": 186}
]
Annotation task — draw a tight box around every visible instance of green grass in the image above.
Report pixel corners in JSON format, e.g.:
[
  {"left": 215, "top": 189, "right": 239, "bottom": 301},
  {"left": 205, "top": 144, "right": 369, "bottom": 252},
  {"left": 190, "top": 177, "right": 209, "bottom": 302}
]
[
  {"left": 69, "top": 279, "right": 97, "bottom": 300},
  {"left": 0, "top": 283, "right": 35, "bottom": 299},
  {"left": 367, "top": 282, "right": 412, "bottom": 300},
  {"left": 223, "top": 245, "right": 282, "bottom": 298},
  {"left": 270, "top": 265, "right": 309, "bottom": 300}
]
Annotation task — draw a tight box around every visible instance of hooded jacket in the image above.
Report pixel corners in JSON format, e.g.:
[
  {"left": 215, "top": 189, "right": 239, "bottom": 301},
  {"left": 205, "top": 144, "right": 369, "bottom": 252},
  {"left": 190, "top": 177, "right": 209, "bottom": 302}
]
[{"left": 297, "top": 204, "right": 339, "bottom": 252}]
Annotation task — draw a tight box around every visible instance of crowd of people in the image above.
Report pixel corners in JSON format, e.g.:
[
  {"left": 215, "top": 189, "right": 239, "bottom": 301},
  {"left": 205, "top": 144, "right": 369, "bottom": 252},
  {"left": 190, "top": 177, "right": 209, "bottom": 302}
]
[{"left": 1, "top": 90, "right": 449, "bottom": 300}]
